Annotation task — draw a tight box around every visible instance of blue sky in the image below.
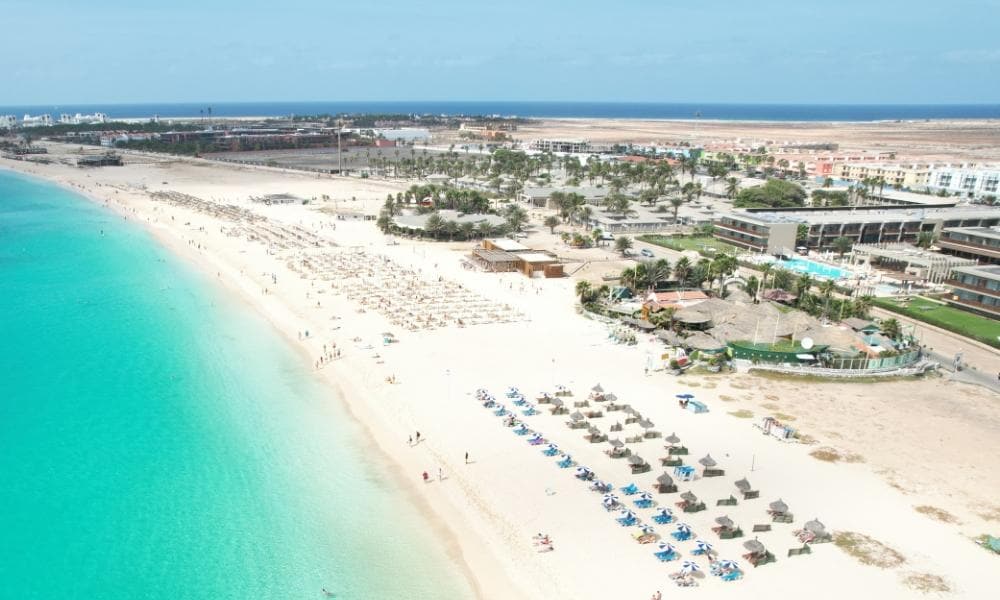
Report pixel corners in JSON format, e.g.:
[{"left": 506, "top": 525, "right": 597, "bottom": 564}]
[{"left": 3, "top": 0, "right": 999, "bottom": 104}]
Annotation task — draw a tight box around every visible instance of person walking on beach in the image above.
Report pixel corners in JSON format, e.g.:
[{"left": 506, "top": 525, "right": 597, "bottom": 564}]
[
  {"left": 422, "top": 471, "right": 429, "bottom": 483},
  {"left": 408, "top": 435, "right": 412, "bottom": 446},
  {"left": 464, "top": 451, "right": 469, "bottom": 464},
  {"left": 415, "top": 431, "right": 421, "bottom": 443},
  {"left": 438, "top": 467, "right": 443, "bottom": 481}
]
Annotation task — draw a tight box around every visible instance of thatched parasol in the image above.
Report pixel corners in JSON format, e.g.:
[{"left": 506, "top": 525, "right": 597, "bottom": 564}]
[
  {"left": 714, "top": 515, "right": 735, "bottom": 529},
  {"left": 680, "top": 491, "right": 698, "bottom": 503},
  {"left": 638, "top": 419, "right": 655, "bottom": 429},
  {"left": 735, "top": 478, "right": 752, "bottom": 492},
  {"left": 664, "top": 432, "right": 680, "bottom": 445},
  {"left": 656, "top": 472, "right": 674, "bottom": 486},
  {"left": 804, "top": 519, "right": 826, "bottom": 534},
  {"left": 769, "top": 499, "right": 789, "bottom": 514},
  {"left": 570, "top": 411, "right": 585, "bottom": 421},
  {"left": 698, "top": 454, "right": 717, "bottom": 468},
  {"left": 628, "top": 455, "right": 646, "bottom": 466},
  {"left": 591, "top": 383, "right": 604, "bottom": 393},
  {"left": 743, "top": 539, "right": 765, "bottom": 554},
  {"left": 608, "top": 438, "right": 624, "bottom": 448}
]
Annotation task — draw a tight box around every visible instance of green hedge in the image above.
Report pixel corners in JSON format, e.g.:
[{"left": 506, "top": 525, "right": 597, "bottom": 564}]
[{"left": 873, "top": 297, "right": 1000, "bottom": 349}]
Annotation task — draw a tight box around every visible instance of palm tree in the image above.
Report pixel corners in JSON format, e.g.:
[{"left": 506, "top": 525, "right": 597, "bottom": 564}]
[
  {"left": 823, "top": 177, "right": 833, "bottom": 188},
  {"left": 832, "top": 236, "right": 853, "bottom": 258},
  {"left": 459, "top": 221, "right": 475, "bottom": 240},
  {"left": 673, "top": 257, "right": 692, "bottom": 284},
  {"left": 669, "top": 196, "right": 683, "bottom": 225},
  {"left": 543, "top": 215, "right": 560, "bottom": 234},
  {"left": 794, "top": 274, "right": 814, "bottom": 303},
  {"left": 614, "top": 236, "right": 633, "bottom": 256},
  {"left": 880, "top": 318, "right": 902, "bottom": 340},
  {"left": 818, "top": 279, "right": 836, "bottom": 319},
  {"left": 725, "top": 177, "right": 740, "bottom": 199},
  {"left": 575, "top": 280, "right": 592, "bottom": 302},
  {"left": 758, "top": 263, "right": 773, "bottom": 302},
  {"left": 916, "top": 231, "right": 936, "bottom": 249},
  {"left": 591, "top": 228, "right": 603, "bottom": 247},
  {"left": 503, "top": 204, "right": 528, "bottom": 234}
]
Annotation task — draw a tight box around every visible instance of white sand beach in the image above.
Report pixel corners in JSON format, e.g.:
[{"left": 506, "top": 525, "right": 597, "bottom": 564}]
[{"left": 4, "top": 144, "right": 999, "bottom": 599}]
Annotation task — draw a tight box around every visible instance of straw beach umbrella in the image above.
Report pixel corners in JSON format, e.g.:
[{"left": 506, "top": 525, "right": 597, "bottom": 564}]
[
  {"left": 804, "top": 518, "right": 827, "bottom": 535},
  {"left": 715, "top": 516, "right": 735, "bottom": 529},
  {"left": 698, "top": 454, "right": 717, "bottom": 468},
  {"left": 769, "top": 499, "right": 789, "bottom": 514},
  {"left": 664, "top": 432, "right": 681, "bottom": 446},
  {"left": 734, "top": 478, "right": 752, "bottom": 493},
  {"left": 743, "top": 539, "right": 765, "bottom": 554},
  {"left": 591, "top": 383, "right": 604, "bottom": 393}
]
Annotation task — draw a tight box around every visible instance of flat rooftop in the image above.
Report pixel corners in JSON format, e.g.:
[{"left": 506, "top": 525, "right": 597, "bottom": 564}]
[
  {"left": 952, "top": 264, "right": 1000, "bottom": 280},
  {"left": 488, "top": 238, "right": 530, "bottom": 252},
  {"left": 727, "top": 206, "right": 1000, "bottom": 226},
  {"left": 943, "top": 225, "right": 1000, "bottom": 242}
]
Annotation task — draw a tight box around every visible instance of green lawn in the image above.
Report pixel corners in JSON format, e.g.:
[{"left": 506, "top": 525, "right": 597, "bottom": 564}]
[
  {"left": 638, "top": 235, "right": 738, "bottom": 256},
  {"left": 873, "top": 296, "right": 1000, "bottom": 349}
]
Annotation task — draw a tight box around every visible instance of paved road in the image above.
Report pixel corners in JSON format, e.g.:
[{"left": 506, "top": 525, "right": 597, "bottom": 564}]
[{"left": 871, "top": 306, "right": 1000, "bottom": 393}]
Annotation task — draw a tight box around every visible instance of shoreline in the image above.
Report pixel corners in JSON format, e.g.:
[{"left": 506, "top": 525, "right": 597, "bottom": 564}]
[
  {"left": 4, "top": 148, "right": 998, "bottom": 599},
  {"left": 0, "top": 162, "right": 501, "bottom": 600}
]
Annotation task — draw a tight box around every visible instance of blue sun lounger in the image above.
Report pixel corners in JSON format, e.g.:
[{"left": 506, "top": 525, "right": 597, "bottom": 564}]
[
  {"left": 721, "top": 571, "right": 742, "bottom": 582},
  {"left": 617, "top": 515, "right": 638, "bottom": 527},
  {"left": 620, "top": 483, "right": 639, "bottom": 495},
  {"left": 635, "top": 497, "right": 653, "bottom": 509},
  {"left": 542, "top": 446, "right": 559, "bottom": 456},
  {"left": 557, "top": 456, "right": 574, "bottom": 468},
  {"left": 653, "top": 512, "right": 673, "bottom": 525}
]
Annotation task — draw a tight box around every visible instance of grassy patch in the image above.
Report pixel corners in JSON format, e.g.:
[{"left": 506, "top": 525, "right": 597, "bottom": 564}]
[
  {"left": 751, "top": 370, "right": 924, "bottom": 385},
  {"left": 795, "top": 433, "right": 817, "bottom": 445},
  {"left": 719, "top": 394, "right": 737, "bottom": 402},
  {"left": 977, "top": 506, "right": 1000, "bottom": 522},
  {"left": 874, "top": 296, "right": 1000, "bottom": 349},
  {"left": 810, "top": 447, "right": 864, "bottom": 463},
  {"left": 728, "top": 409, "right": 754, "bottom": 418},
  {"left": 810, "top": 447, "right": 841, "bottom": 462},
  {"left": 914, "top": 505, "right": 960, "bottom": 524},
  {"left": 834, "top": 531, "right": 906, "bottom": 568},
  {"left": 773, "top": 412, "right": 797, "bottom": 421},
  {"left": 678, "top": 380, "right": 702, "bottom": 387},
  {"left": 901, "top": 572, "right": 951, "bottom": 594},
  {"left": 638, "top": 234, "right": 739, "bottom": 257}
]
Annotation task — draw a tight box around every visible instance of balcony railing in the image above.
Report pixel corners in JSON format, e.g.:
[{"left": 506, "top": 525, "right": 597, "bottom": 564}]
[
  {"left": 946, "top": 278, "right": 1000, "bottom": 298},
  {"left": 716, "top": 221, "right": 767, "bottom": 238},
  {"left": 714, "top": 230, "right": 766, "bottom": 250},
  {"left": 938, "top": 238, "right": 1000, "bottom": 259}
]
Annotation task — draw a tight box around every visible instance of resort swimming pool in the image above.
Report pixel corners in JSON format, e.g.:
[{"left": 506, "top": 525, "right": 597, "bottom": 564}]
[{"left": 776, "top": 258, "right": 852, "bottom": 280}]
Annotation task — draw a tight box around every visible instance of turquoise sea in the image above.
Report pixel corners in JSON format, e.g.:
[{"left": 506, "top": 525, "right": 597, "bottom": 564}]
[{"left": 0, "top": 170, "right": 473, "bottom": 600}]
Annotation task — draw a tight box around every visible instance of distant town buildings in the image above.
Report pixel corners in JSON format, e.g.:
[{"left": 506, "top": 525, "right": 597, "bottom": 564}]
[
  {"left": 59, "top": 112, "right": 108, "bottom": 125},
  {"left": 532, "top": 138, "right": 590, "bottom": 153},
  {"left": 0, "top": 115, "right": 17, "bottom": 129},
  {"left": 22, "top": 114, "right": 53, "bottom": 127}
]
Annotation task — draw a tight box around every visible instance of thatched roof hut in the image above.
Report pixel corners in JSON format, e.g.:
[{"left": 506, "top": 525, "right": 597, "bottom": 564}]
[{"left": 714, "top": 515, "right": 735, "bottom": 529}]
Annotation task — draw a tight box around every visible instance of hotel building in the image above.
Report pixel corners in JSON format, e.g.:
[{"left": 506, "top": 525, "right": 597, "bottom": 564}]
[
  {"left": 937, "top": 226, "right": 1000, "bottom": 265},
  {"left": 714, "top": 207, "right": 1000, "bottom": 254},
  {"left": 945, "top": 264, "right": 1000, "bottom": 318}
]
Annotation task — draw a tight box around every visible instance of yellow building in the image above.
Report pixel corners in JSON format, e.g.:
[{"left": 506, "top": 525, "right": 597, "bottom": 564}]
[{"left": 832, "top": 163, "right": 930, "bottom": 188}]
